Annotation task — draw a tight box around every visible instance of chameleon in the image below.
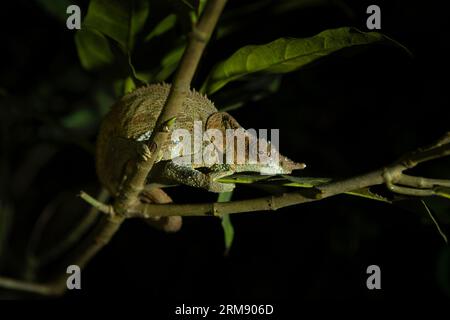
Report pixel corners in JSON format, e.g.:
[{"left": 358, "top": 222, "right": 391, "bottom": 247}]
[{"left": 96, "top": 83, "right": 305, "bottom": 197}]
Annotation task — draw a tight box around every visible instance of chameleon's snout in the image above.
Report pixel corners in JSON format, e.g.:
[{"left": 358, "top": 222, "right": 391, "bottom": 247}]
[{"left": 279, "top": 155, "right": 306, "bottom": 173}]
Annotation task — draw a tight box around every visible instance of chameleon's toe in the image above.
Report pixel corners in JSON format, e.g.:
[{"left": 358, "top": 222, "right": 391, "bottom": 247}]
[{"left": 136, "top": 143, "right": 152, "bottom": 161}]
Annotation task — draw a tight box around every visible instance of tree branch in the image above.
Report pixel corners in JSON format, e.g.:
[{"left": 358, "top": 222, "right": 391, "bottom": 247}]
[{"left": 126, "top": 170, "right": 387, "bottom": 217}]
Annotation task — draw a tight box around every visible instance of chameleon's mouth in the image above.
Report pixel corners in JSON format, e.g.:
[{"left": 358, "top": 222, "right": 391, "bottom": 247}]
[
  {"left": 294, "top": 163, "right": 307, "bottom": 170},
  {"left": 279, "top": 155, "right": 306, "bottom": 173}
]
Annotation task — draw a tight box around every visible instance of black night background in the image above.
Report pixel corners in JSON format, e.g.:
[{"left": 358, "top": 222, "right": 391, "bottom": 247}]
[{"left": 0, "top": 0, "right": 449, "bottom": 309}]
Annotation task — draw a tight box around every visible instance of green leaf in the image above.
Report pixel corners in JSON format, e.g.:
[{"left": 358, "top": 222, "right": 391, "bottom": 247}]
[
  {"left": 345, "top": 188, "right": 391, "bottom": 203},
  {"left": 218, "top": 174, "right": 273, "bottom": 184},
  {"left": 218, "top": 174, "right": 393, "bottom": 204},
  {"left": 281, "top": 175, "right": 331, "bottom": 187},
  {"left": 153, "top": 44, "right": 186, "bottom": 82},
  {"left": 137, "top": 44, "right": 186, "bottom": 83},
  {"left": 124, "top": 76, "right": 136, "bottom": 94},
  {"left": 62, "top": 108, "right": 97, "bottom": 129},
  {"left": 214, "top": 74, "right": 282, "bottom": 111},
  {"left": 75, "top": 28, "right": 115, "bottom": 70},
  {"left": 219, "top": 174, "right": 331, "bottom": 187},
  {"left": 221, "top": 214, "right": 234, "bottom": 255},
  {"left": 218, "top": 191, "right": 234, "bottom": 255},
  {"left": 83, "top": 0, "right": 149, "bottom": 52},
  {"left": 218, "top": 191, "right": 233, "bottom": 202},
  {"left": 37, "top": 0, "right": 72, "bottom": 22},
  {"left": 202, "top": 27, "right": 410, "bottom": 94},
  {"left": 283, "top": 176, "right": 391, "bottom": 203},
  {"left": 144, "top": 14, "right": 177, "bottom": 42},
  {"left": 183, "top": 0, "right": 201, "bottom": 24},
  {"left": 197, "top": 0, "right": 208, "bottom": 16},
  {"left": 217, "top": 172, "right": 396, "bottom": 205},
  {"left": 179, "top": 0, "right": 195, "bottom": 10},
  {"left": 127, "top": 53, "right": 147, "bottom": 85}
]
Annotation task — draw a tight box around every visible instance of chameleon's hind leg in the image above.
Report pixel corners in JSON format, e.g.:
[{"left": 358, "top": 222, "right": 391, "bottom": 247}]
[{"left": 162, "top": 160, "right": 234, "bottom": 193}]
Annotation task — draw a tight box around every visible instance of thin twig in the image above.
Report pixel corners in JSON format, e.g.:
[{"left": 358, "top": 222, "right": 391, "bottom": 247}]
[
  {"left": 0, "top": 276, "right": 62, "bottom": 296},
  {"left": 397, "top": 175, "right": 450, "bottom": 188},
  {"left": 34, "top": 189, "right": 110, "bottom": 268},
  {"left": 79, "top": 191, "right": 113, "bottom": 215},
  {"left": 57, "top": 214, "right": 125, "bottom": 271},
  {"left": 420, "top": 200, "right": 448, "bottom": 244}
]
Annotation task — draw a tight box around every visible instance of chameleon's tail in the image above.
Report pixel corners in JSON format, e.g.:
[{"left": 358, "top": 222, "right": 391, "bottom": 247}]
[{"left": 140, "top": 187, "right": 182, "bottom": 232}]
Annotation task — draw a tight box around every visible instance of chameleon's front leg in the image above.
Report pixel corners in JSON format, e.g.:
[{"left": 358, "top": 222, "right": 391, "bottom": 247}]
[{"left": 162, "top": 160, "right": 235, "bottom": 193}]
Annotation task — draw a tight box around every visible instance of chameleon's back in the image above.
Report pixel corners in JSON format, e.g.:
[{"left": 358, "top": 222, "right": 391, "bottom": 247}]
[{"left": 96, "top": 83, "right": 218, "bottom": 195}]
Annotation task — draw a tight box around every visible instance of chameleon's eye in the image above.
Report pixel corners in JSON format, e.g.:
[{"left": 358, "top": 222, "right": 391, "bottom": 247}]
[{"left": 172, "top": 136, "right": 180, "bottom": 144}]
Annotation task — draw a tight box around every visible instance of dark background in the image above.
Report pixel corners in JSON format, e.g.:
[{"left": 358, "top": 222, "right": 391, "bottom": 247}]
[{"left": 0, "top": 0, "right": 449, "bottom": 303}]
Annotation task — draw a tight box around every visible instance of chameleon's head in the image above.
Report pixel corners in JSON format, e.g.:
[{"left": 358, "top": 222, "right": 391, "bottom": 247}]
[
  {"left": 205, "top": 111, "right": 306, "bottom": 176},
  {"left": 279, "top": 155, "right": 306, "bottom": 173}
]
